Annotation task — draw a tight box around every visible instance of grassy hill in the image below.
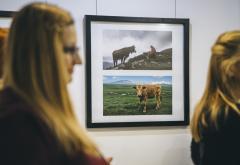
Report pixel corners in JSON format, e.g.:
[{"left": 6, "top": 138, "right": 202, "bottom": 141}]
[
  {"left": 105, "top": 48, "right": 172, "bottom": 70},
  {"left": 103, "top": 84, "right": 172, "bottom": 116}
]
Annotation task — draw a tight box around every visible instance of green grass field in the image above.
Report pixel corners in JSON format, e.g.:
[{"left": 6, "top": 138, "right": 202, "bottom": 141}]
[{"left": 103, "top": 84, "right": 172, "bottom": 116}]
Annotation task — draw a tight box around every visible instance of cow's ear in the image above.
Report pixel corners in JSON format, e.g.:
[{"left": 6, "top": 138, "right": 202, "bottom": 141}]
[{"left": 133, "top": 86, "right": 136, "bottom": 89}]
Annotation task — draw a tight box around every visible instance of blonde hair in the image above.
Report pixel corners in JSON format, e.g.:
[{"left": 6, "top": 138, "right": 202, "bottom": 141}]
[
  {"left": 3, "top": 3, "right": 99, "bottom": 156},
  {"left": 0, "top": 28, "right": 8, "bottom": 84},
  {"left": 191, "top": 30, "right": 240, "bottom": 142}
]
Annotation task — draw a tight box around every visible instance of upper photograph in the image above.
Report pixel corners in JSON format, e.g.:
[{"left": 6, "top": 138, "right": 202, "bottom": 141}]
[{"left": 102, "top": 30, "right": 172, "bottom": 70}]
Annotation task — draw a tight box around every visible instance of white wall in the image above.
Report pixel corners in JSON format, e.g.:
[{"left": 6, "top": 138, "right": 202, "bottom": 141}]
[
  {"left": 0, "top": 0, "right": 239, "bottom": 164},
  {"left": 177, "top": 0, "right": 240, "bottom": 115},
  {"left": 0, "top": 0, "right": 40, "bottom": 10}
]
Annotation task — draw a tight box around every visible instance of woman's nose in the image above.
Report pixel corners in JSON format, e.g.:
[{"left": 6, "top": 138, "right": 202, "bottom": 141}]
[{"left": 73, "top": 53, "right": 82, "bottom": 65}]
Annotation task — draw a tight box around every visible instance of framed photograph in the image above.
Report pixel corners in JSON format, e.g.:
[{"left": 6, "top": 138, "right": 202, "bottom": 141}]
[{"left": 85, "top": 15, "right": 189, "bottom": 128}]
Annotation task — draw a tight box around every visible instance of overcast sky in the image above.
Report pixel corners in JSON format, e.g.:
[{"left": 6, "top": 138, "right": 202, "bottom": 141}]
[
  {"left": 103, "top": 76, "right": 172, "bottom": 85},
  {"left": 102, "top": 30, "right": 172, "bottom": 63}
]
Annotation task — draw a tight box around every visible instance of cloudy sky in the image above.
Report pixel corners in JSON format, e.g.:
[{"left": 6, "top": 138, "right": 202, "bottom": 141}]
[
  {"left": 102, "top": 30, "right": 172, "bottom": 63},
  {"left": 103, "top": 76, "right": 172, "bottom": 85}
]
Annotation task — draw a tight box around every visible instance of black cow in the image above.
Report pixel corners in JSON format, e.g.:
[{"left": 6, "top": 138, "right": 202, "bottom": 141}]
[{"left": 112, "top": 45, "right": 136, "bottom": 67}]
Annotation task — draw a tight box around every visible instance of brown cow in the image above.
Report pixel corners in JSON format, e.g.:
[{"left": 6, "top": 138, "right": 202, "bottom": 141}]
[{"left": 133, "top": 84, "right": 162, "bottom": 112}]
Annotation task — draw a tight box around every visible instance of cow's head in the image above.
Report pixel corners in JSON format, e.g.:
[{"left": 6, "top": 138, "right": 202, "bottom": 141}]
[{"left": 133, "top": 85, "right": 146, "bottom": 97}]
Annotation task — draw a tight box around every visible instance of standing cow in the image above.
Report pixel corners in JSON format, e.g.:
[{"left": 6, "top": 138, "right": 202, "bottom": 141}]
[
  {"left": 112, "top": 45, "right": 136, "bottom": 67},
  {"left": 133, "top": 84, "right": 162, "bottom": 113}
]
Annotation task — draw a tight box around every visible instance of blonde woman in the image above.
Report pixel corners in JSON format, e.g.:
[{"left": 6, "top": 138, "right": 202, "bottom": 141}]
[
  {"left": 191, "top": 31, "right": 240, "bottom": 165},
  {"left": 0, "top": 28, "right": 8, "bottom": 89},
  {"left": 0, "top": 3, "right": 111, "bottom": 165}
]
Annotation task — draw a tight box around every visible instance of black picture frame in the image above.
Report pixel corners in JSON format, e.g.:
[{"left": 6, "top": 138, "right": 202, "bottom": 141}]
[
  {"left": 0, "top": 10, "right": 15, "bottom": 30},
  {"left": 0, "top": 11, "right": 15, "bottom": 18},
  {"left": 85, "top": 15, "right": 189, "bottom": 128}
]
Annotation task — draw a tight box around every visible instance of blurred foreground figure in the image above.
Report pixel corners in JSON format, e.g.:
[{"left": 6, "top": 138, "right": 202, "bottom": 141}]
[
  {"left": 191, "top": 30, "right": 240, "bottom": 165},
  {"left": 0, "top": 28, "right": 8, "bottom": 89},
  {"left": 0, "top": 3, "right": 111, "bottom": 165}
]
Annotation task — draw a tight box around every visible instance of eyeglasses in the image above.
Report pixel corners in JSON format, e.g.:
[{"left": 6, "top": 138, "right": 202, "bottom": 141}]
[
  {"left": 63, "top": 46, "right": 79, "bottom": 55},
  {"left": 63, "top": 46, "right": 82, "bottom": 64}
]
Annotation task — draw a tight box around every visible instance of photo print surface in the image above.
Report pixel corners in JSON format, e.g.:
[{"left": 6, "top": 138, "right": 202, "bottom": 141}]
[
  {"left": 102, "top": 30, "right": 172, "bottom": 70},
  {"left": 103, "top": 76, "right": 172, "bottom": 116}
]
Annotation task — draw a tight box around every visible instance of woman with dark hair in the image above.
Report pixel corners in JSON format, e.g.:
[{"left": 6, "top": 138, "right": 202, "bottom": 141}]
[
  {"left": 0, "top": 3, "right": 110, "bottom": 165},
  {"left": 191, "top": 31, "right": 240, "bottom": 165}
]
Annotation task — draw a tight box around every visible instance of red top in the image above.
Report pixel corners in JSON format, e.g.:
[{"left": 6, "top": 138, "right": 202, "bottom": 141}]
[{"left": 0, "top": 87, "right": 108, "bottom": 165}]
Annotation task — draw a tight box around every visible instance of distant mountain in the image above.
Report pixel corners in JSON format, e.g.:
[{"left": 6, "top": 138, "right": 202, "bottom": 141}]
[
  {"left": 110, "top": 80, "right": 133, "bottom": 85},
  {"left": 161, "top": 83, "right": 172, "bottom": 86},
  {"left": 103, "top": 62, "right": 113, "bottom": 69}
]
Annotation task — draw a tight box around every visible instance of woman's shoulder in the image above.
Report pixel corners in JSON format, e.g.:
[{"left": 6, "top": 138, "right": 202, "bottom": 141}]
[
  {"left": 0, "top": 87, "right": 108, "bottom": 165},
  {"left": 200, "top": 107, "right": 239, "bottom": 138},
  {"left": 204, "top": 106, "right": 239, "bottom": 125},
  {"left": 71, "top": 152, "right": 108, "bottom": 165},
  {"left": 0, "top": 88, "right": 50, "bottom": 143},
  {"left": 0, "top": 88, "right": 58, "bottom": 164},
  {"left": 0, "top": 87, "right": 33, "bottom": 121},
  {"left": 0, "top": 87, "right": 29, "bottom": 111},
  {"left": 0, "top": 87, "right": 58, "bottom": 140},
  {"left": 222, "top": 108, "right": 240, "bottom": 132}
]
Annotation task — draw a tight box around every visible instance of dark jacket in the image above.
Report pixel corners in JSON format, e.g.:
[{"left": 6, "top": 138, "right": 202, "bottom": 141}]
[
  {"left": 191, "top": 107, "right": 240, "bottom": 165},
  {"left": 0, "top": 87, "right": 107, "bottom": 165}
]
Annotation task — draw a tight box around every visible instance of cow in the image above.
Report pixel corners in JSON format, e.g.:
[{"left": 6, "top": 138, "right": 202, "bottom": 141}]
[
  {"left": 112, "top": 45, "right": 136, "bottom": 67},
  {"left": 133, "top": 84, "right": 162, "bottom": 113}
]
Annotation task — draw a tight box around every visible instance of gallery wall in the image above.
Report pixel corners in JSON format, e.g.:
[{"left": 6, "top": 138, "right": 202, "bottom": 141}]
[{"left": 1, "top": 0, "right": 240, "bottom": 164}]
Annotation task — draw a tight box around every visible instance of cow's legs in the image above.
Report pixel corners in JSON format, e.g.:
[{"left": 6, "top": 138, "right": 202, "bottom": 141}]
[
  {"left": 155, "top": 95, "right": 161, "bottom": 110},
  {"left": 114, "top": 60, "right": 118, "bottom": 66},
  {"left": 120, "top": 58, "right": 123, "bottom": 64},
  {"left": 138, "top": 100, "right": 143, "bottom": 111},
  {"left": 123, "top": 56, "right": 126, "bottom": 63},
  {"left": 113, "top": 59, "right": 118, "bottom": 67},
  {"left": 143, "top": 97, "right": 147, "bottom": 112}
]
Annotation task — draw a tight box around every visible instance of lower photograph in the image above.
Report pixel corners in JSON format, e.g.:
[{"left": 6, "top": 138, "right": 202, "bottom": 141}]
[{"left": 86, "top": 75, "right": 189, "bottom": 128}]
